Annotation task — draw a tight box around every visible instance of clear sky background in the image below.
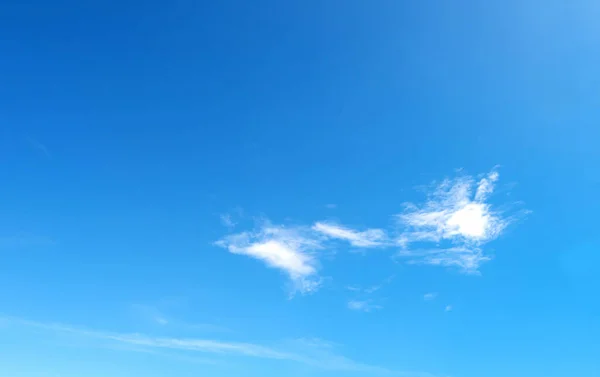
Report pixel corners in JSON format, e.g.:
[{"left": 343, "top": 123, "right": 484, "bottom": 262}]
[{"left": 1, "top": 1, "right": 599, "bottom": 377}]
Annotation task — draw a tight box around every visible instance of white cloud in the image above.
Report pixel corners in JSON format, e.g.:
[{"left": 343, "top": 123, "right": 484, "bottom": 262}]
[
  {"left": 445, "top": 305, "right": 453, "bottom": 312},
  {"left": 325, "top": 204, "right": 337, "bottom": 209},
  {"left": 423, "top": 292, "right": 438, "bottom": 301},
  {"left": 214, "top": 169, "right": 525, "bottom": 288},
  {"left": 215, "top": 223, "right": 322, "bottom": 295},
  {"left": 347, "top": 300, "right": 382, "bottom": 312},
  {"left": 312, "top": 222, "right": 387, "bottom": 248},
  {"left": 397, "top": 169, "right": 511, "bottom": 272}
]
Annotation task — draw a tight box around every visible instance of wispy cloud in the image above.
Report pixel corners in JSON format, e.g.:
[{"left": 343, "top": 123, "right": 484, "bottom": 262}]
[
  {"left": 214, "top": 222, "right": 322, "bottom": 295},
  {"left": 345, "top": 277, "right": 393, "bottom": 311},
  {"left": 220, "top": 214, "right": 236, "bottom": 229},
  {"left": 423, "top": 293, "right": 438, "bottom": 301},
  {"left": 347, "top": 300, "right": 383, "bottom": 312},
  {"left": 325, "top": 204, "right": 337, "bottom": 209},
  {"left": 399, "top": 170, "right": 504, "bottom": 244},
  {"left": 363, "top": 284, "right": 382, "bottom": 294},
  {"left": 313, "top": 222, "right": 387, "bottom": 248},
  {"left": 214, "top": 169, "right": 525, "bottom": 291},
  {"left": 215, "top": 220, "right": 391, "bottom": 296},
  {"left": 3, "top": 316, "right": 295, "bottom": 359},
  {"left": 1, "top": 316, "right": 425, "bottom": 375},
  {"left": 445, "top": 305, "right": 453, "bottom": 312},
  {"left": 130, "top": 304, "right": 170, "bottom": 326},
  {"left": 130, "top": 304, "right": 229, "bottom": 333},
  {"left": 399, "top": 246, "right": 489, "bottom": 272},
  {"left": 26, "top": 137, "right": 51, "bottom": 157},
  {"left": 95, "top": 342, "right": 219, "bottom": 365},
  {"left": 285, "top": 338, "right": 432, "bottom": 375},
  {"left": 346, "top": 276, "right": 394, "bottom": 295},
  {"left": 396, "top": 169, "right": 519, "bottom": 273}
]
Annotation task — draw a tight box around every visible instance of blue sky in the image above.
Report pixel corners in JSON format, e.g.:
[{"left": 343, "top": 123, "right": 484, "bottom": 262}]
[{"left": 1, "top": 1, "right": 599, "bottom": 376}]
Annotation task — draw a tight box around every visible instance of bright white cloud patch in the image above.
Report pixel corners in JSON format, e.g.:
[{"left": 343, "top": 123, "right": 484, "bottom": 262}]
[
  {"left": 312, "top": 222, "right": 387, "bottom": 248},
  {"left": 397, "top": 170, "right": 509, "bottom": 272},
  {"left": 215, "top": 224, "right": 322, "bottom": 295}
]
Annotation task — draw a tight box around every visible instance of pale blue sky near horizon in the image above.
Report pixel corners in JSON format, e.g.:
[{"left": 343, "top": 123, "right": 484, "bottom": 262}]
[{"left": 1, "top": 1, "right": 599, "bottom": 377}]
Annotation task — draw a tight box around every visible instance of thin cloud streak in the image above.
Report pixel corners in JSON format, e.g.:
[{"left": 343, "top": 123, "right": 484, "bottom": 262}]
[
  {"left": 1, "top": 316, "right": 431, "bottom": 375},
  {"left": 313, "top": 222, "right": 387, "bottom": 248},
  {"left": 346, "top": 275, "right": 394, "bottom": 295},
  {"left": 2, "top": 316, "right": 302, "bottom": 360},
  {"left": 130, "top": 304, "right": 229, "bottom": 333},
  {"left": 347, "top": 300, "right": 383, "bottom": 312}
]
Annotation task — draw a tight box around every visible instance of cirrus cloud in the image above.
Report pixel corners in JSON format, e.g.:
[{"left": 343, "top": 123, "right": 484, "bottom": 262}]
[
  {"left": 396, "top": 169, "right": 518, "bottom": 273},
  {"left": 215, "top": 223, "right": 323, "bottom": 295},
  {"left": 347, "top": 300, "right": 383, "bottom": 312},
  {"left": 312, "top": 222, "right": 388, "bottom": 248},
  {"left": 1, "top": 315, "right": 436, "bottom": 376},
  {"left": 215, "top": 168, "right": 526, "bottom": 293}
]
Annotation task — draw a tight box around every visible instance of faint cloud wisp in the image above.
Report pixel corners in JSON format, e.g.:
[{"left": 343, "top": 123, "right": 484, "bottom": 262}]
[
  {"left": 130, "top": 303, "right": 230, "bottom": 333},
  {"left": 220, "top": 214, "right": 236, "bottom": 229},
  {"left": 347, "top": 300, "right": 383, "bottom": 313},
  {"left": 0, "top": 316, "right": 427, "bottom": 375},
  {"left": 27, "top": 137, "right": 51, "bottom": 158},
  {"left": 313, "top": 222, "right": 387, "bottom": 248},
  {"left": 423, "top": 293, "right": 438, "bottom": 301}
]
